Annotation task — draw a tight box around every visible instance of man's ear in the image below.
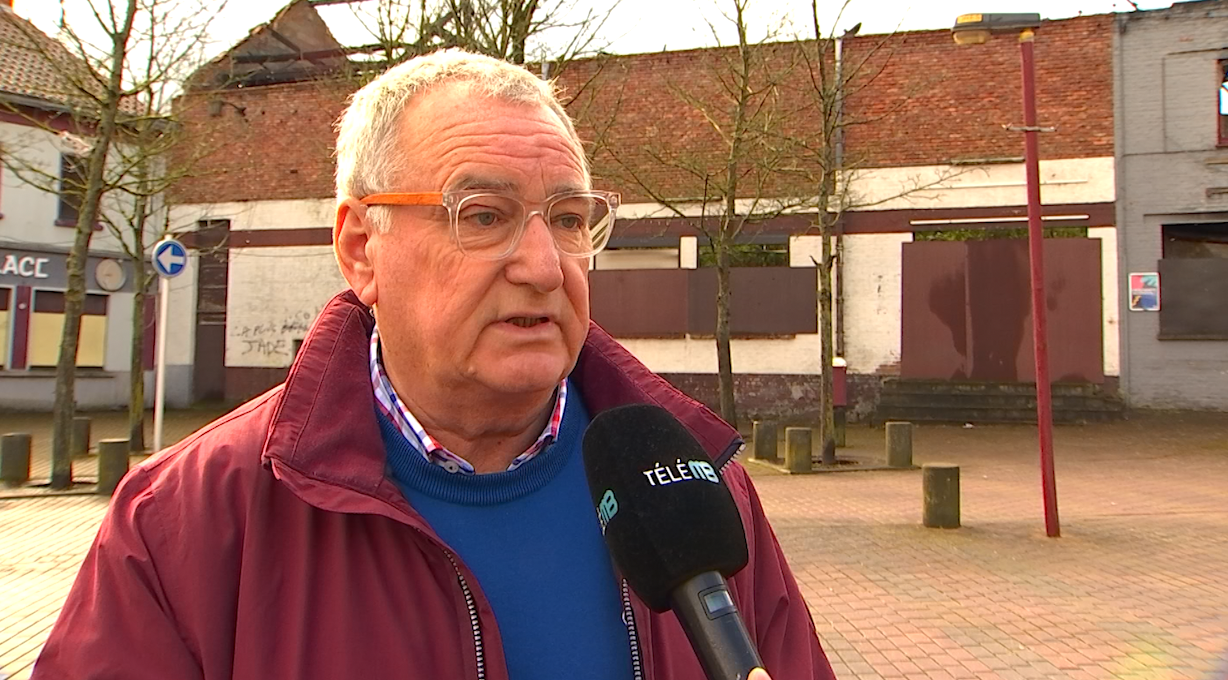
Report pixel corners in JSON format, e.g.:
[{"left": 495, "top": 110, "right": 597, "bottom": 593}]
[{"left": 334, "top": 197, "right": 378, "bottom": 306}]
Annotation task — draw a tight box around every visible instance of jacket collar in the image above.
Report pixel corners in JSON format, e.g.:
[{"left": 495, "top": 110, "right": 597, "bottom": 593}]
[{"left": 261, "top": 290, "right": 742, "bottom": 515}]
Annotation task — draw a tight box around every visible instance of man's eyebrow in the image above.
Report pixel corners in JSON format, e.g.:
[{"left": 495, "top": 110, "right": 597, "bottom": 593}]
[
  {"left": 447, "top": 174, "right": 588, "bottom": 196},
  {"left": 449, "top": 174, "right": 519, "bottom": 193}
]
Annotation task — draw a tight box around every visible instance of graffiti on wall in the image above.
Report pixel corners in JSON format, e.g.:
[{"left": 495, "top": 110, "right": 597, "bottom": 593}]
[{"left": 232, "top": 310, "right": 315, "bottom": 361}]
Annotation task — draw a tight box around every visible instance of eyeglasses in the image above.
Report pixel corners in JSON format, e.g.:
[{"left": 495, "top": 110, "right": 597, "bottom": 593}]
[{"left": 359, "top": 190, "right": 621, "bottom": 260}]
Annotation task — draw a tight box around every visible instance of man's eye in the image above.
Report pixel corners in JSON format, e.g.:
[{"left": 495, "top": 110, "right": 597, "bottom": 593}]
[
  {"left": 554, "top": 214, "right": 584, "bottom": 230},
  {"left": 462, "top": 209, "right": 505, "bottom": 227}
]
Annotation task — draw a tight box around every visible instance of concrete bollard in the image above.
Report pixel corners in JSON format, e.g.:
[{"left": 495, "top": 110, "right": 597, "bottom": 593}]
[
  {"left": 785, "top": 427, "right": 812, "bottom": 474},
  {"left": 752, "top": 420, "right": 779, "bottom": 463},
  {"left": 1, "top": 433, "right": 33, "bottom": 485},
  {"left": 922, "top": 463, "right": 960, "bottom": 529},
  {"left": 72, "top": 416, "right": 92, "bottom": 457},
  {"left": 97, "top": 439, "right": 130, "bottom": 496},
  {"left": 885, "top": 421, "right": 913, "bottom": 468}
]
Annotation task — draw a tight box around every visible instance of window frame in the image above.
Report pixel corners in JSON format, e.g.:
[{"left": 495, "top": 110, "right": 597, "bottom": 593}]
[
  {"left": 1219, "top": 58, "right": 1228, "bottom": 148},
  {"left": 56, "top": 153, "right": 86, "bottom": 227}
]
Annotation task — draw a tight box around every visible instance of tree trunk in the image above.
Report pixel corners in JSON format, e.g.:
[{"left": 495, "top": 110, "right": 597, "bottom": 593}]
[
  {"left": 818, "top": 212, "right": 836, "bottom": 465},
  {"left": 49, "top": 223, "right": 93, "bottom": 488},
  {"left": 48, "top": 0, "right": 138, "bottom": 489},
  {"left": 715, "top": 240, "right": 738, "bottom": 429},
  {"left": 127, "top": 176, "right": 151, "bottom": 452},
  {"left": 128, "top": 270, "right": 147, "bottom": 452}
]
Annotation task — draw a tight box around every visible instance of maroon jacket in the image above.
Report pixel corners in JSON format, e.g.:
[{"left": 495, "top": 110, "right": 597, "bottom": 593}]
[{"left": 33, "top": 291, "right": 836, "bottom": 680}]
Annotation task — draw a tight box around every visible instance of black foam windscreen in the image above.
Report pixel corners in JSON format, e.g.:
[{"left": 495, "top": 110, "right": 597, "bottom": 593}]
[{"left": 582, "top": 404, "right": 749, "bottom": 612}]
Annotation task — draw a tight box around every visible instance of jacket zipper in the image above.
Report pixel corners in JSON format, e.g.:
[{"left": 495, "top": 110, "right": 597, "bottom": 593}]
[
  {"left": 621, "top": 580, "right": 645, "bottom": 680},
  {"left": 446, "top": 552, "right": 486, "bottom": 680}
]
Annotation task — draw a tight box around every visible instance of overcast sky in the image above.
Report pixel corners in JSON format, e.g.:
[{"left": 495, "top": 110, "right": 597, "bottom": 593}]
[{"left": 16, "top": 0, "right": 1174, "bottom": 61}]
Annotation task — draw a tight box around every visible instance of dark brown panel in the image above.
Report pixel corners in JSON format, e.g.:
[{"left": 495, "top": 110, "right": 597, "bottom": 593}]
[
  {"left": 844, "top": 202, "right": 1116, "bottom": 235},
  {"left": 901, "top": 238, "right": 1103, "bottom": 382},
  {"left": 228, "top": 228, "right": 333, "bottom": 248},
  {"left": 194, "top": 220, "right": 231, "bottom": 403},
  {"left": 901, "top": 241, "right": 970, "bottom": 379},
  {"left": 967, "top": 240, "right": 1031, "bottom": 381},
  {"left": 0, "top": 287, "right": 10, "bottom": 312},
  {"left": 1037, "top": 239, "right": 1104, "bottom": 383},
  {"left": 31, "top": 291, "right": 108, "bottom": 315},
  {"left": 1158, "top": 259, "right": 1228, "bottom": 340},
  {"left": 689, "top": 267, "right": 817, "bottom": 337},
  {"left": 34, "top": 290, "right": 64, "bottom": 313},
  {"left": 83, "top": 294, "right": 108, "bottom": 316},
  {"left": 589, "top": 269, "right": 689, "bottom": 337}
]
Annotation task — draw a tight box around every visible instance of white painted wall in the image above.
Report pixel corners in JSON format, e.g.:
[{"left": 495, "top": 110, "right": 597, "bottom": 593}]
[
  {"left": 0, "top": 120, "right": 128, "bottom": 254},
  {"left": 847, "top": 157, "right": 1116, "bottom": 211},
  {"left": 619, "top": 335, "right": 823, "bottom": 374},
  {"left": 167, "top": 199, "right": 335, "bottom": 233},
  {"left": 594, "top": 248, "right": 679, "bottom": 270},
  {"left": 841, "top": 233, "right": 912, "bottom": 374},
  {"left": 163, "top": 260, "right": 198, "bottom": 367},
  {"left": 225, "top": 245, "right": 346, "bottom": 368},
  {"left": 619, "top": 157, "right": 1116, "bottom": 220},
  {"left": 1089, "top": 227, "right": 1120, "bottom": 376}
]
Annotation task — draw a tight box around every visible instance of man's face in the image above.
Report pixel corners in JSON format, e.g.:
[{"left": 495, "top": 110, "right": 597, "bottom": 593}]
[{"left": 366, "top": 84, "right": 591, "bottom": 399}]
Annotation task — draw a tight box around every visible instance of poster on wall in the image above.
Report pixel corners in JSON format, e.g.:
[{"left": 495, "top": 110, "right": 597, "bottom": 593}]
[{"left": 1129, "top": 272, "right": 1160, "bottom": 311}]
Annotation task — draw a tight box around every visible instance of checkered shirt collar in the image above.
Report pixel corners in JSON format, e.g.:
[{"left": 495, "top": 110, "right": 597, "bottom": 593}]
[{"left": 369, "top": 324, "right": 567, "bottom": 475}]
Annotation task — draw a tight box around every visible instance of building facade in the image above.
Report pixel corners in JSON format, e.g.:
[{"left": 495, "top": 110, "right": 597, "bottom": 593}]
[
  {"left": 1114, "top": 0, "right": 1228, "bottom": 410},
  {"left": 0, "top": 1, "right": 192, "bottom": 409},
  {"left": 170, "top": 1, "right": 1122, "bottom": 419}
]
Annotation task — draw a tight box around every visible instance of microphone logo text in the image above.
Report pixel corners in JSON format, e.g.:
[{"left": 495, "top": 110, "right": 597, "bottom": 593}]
[
  {"left": 597, "top": 489, "right": 619, "bottom": 533},
  {"left": 642, "top": 459, "right": 720, "bottom": 487}
]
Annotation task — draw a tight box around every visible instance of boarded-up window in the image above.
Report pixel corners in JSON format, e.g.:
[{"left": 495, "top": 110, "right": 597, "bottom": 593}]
[
  {"left": 1158, "top": 223, "right": 1228, "bottom": 340},
  {"left": 0, "top": 287, "right": 10, "bottom": 369},
  {"left": 28, "top": 291, "right": 108, "bottom": 367},
  {"left": 57, "top": 154, "right": 86, "bottom": 226}
]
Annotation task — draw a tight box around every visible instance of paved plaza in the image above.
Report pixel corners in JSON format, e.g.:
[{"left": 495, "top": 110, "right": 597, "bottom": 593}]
[{"left": 1, "top": 408, "right": 1226, "bottom": 679}]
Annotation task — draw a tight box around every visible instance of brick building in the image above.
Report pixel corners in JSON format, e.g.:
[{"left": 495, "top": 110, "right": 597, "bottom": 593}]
[
  {"left": 0, "top": 0, "right": 185, "bottom": 409},
  {"left": 1113, "top": 0, "right": 1228, "bottom": 409},
  {"left": 168, "top": 0, "right": 1121, "bottom": 419}
]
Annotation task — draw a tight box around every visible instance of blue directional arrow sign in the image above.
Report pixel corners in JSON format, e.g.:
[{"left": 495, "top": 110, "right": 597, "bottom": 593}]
[{"left": 152, "top": 239, "right": 187, "bottom": 278}]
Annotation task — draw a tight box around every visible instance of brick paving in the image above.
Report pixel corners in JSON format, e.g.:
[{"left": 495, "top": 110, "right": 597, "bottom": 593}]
[{"left": 1, "top": 409, "right": 1226, "bottom": 679}]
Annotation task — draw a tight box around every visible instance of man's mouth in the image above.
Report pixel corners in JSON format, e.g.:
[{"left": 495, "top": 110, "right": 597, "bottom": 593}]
[{"left": 506, "top": 316, "right": 550, "bottom": 328}]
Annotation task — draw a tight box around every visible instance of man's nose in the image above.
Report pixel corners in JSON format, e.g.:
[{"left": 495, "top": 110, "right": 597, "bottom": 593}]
[{"left": 504, "top": 212, "right": 565, "bottom": 292}]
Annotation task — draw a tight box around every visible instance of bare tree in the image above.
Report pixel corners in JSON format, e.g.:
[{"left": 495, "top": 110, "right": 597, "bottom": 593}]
[
  {"left": 1, "top": 0, "right": 226, "bottom": 484},
  {"left": 785, "top": 0, "right": 963, "bottom": 463},
  {"left": 346, "top": 0, "right": 618, "bottom": 71},
  {"left": 603, "top": 0, "right": 808, "bottom": 429},
  {"left": 101, "top": 0, "right": 229, "bottom": 452}
]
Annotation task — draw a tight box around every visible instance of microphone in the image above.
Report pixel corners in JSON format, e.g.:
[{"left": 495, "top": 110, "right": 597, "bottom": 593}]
[{"left": 582, "top": 404, "right": 764, "bottom": 680}]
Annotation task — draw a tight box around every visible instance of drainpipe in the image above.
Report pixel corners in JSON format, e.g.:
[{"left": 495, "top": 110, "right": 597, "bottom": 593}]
[{"left": 833, "top": 29, "right": 852, "bottom": 358}]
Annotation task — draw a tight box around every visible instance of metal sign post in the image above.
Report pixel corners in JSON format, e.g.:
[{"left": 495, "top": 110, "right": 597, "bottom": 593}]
[{"left": 151, "top": 239, "right": 187, "bottom": 452}]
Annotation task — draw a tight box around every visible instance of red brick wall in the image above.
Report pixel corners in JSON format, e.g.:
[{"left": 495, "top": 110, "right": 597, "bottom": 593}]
[
  {"left": 171, "top": 79, "right": 353, "bottom": 204},
  {"left": 173, "top": 14, "right": 1112, "bottom": 207},
  {"left": 837, "top": 16, "right": 1113, "bottom": 169}
]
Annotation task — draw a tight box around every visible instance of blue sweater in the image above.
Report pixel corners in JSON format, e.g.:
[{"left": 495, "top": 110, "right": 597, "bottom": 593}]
[{"left": 380, "top": 389, "right": 633, "bottom": 680}]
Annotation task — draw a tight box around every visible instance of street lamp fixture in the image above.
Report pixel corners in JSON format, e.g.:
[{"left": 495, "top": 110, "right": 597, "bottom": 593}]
[
  {"left": 952, "top": 13, "right": 1042, "bottom": 44},
  {"left": 952, "top": 11, "right": 1060, "bottom": 539}
]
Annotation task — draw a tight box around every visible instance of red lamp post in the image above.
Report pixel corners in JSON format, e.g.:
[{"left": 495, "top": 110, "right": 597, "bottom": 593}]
[{"left": 953, "top": 13, "right": 1060, "bottom": 538}]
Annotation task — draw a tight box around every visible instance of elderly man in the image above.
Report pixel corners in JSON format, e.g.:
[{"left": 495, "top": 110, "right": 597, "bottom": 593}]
[{"left": 33, "top": 50, "right": 835, "bottom": 680}]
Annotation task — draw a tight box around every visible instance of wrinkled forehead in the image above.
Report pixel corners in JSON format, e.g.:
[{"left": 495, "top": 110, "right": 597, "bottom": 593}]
[{"left": 395, "top": 81, "right": 590, "bottom": 191}]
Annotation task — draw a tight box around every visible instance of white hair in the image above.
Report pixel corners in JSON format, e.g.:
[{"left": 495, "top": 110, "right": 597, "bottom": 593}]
[{"left": 335, "top": 49, "right": 588, "bottom": 232}]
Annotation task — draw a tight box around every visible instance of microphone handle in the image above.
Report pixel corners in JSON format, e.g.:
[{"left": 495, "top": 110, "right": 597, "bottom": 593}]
[{"left": 670, "top": 571, "right": 764, "bottom": 680}]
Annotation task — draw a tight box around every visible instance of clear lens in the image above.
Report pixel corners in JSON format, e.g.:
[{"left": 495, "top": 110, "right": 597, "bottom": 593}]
[
  {"left": 549, "top": 195, "right": 613, "bottom": 256},
  {"left": 452, "top": 192, "right": 616, "bottom": 259},
  {"left": 456, "top": 194, "right": 523, "bottom": 256}
]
